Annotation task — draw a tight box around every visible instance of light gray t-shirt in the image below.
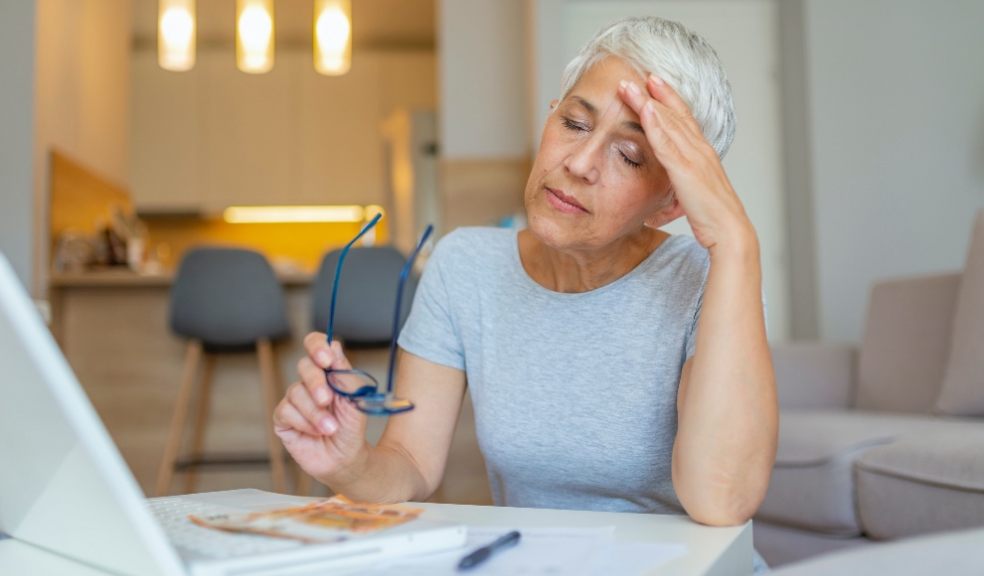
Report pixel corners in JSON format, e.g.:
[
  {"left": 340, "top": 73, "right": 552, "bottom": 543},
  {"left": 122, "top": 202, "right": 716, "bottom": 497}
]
[{"left": 398, "top": 227, "right": 710, "bottom": 514}]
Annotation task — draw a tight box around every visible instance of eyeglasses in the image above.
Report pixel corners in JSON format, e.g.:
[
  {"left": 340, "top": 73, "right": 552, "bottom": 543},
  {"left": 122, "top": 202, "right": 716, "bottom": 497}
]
[{"left": 324, "top": 213, "right": 433, "bottom": 416}]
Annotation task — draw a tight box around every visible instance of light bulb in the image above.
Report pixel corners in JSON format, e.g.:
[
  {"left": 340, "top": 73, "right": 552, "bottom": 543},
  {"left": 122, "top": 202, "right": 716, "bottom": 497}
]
[
  {"left": 158, "top": 0, "right": 196, "bottom": 71},
  {"left": 237, "top": 0, "right": 275, "bottom": 73},
  {"left": 314, "top": 0, "right": 352, "bottom": 75}
]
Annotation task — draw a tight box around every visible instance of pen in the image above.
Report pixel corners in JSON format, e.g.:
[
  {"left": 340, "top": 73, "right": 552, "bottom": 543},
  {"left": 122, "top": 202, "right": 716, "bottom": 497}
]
[{"left": 457, "top": 530, "right": 521, "bottom": 571}]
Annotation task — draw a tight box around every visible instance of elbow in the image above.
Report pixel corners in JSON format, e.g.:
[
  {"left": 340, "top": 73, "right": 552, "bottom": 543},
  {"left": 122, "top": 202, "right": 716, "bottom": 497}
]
[
  {"left": 675, "top": 469, "right": 769, "bottom": 527},
  {"left": 682, "top": 496, "right": 758, "bottom": 527}
]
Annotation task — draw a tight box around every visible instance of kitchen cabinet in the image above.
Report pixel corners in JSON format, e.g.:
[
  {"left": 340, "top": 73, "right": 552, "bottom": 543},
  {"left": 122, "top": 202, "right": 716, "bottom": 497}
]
[
  {"left": 130, "top": 51, "right": 202, "bottom": 212},
  {"left": 198, "top": 51, "right": 294, "bottom": 210},
  {"left": 130, "top": 49, "right": 434, "bottom": 213}
]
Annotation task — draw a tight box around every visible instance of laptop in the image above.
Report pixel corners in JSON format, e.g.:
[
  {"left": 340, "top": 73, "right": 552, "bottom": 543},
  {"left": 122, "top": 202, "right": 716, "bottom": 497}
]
[{"left": 0, "top": 253, "right": 466, "bottom": 575}]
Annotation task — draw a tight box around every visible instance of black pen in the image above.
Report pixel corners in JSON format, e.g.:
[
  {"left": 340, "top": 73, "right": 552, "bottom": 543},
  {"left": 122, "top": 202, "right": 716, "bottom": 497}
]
[{"left": 457, "top": 530, "right": 522, "bottom": 571}]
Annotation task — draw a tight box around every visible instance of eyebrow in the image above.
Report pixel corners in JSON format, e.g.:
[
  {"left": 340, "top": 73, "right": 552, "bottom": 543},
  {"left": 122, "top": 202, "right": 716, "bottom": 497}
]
[{"left": 569, "top": 95, "right": 645, "bottom": 135}]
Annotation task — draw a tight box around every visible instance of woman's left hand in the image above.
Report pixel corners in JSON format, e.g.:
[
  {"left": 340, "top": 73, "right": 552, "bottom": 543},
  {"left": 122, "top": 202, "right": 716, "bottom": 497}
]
[{"left": 618, "top": 75, "right": 753, "bottom": 252}]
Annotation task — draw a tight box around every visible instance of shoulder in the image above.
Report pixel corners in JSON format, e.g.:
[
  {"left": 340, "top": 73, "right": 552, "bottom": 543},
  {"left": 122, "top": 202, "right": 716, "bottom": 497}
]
[
  {"left": 642, "top": 234, "right": 710, "bottom": 284},
  {"left": 429, "top": 226, "right": 516, "bottom": 270}
]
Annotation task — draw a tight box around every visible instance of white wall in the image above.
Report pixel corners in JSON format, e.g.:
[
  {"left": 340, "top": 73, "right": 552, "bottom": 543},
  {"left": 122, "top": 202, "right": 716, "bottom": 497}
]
[
  {"left": 799, "top": 0, "right": 984, "bottom": 343},
  {"left": 34, "top": 0, "right": 132, "bottom": 291},
  {"left": 439, "top": 0, "right": 529, "bottom": 158},
  {"left": 0, "top": 0, "right": 36, "bottom": 292}
]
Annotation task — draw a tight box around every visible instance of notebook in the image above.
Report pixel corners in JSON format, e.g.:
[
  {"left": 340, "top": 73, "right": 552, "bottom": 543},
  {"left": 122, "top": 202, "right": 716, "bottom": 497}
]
[{"left": 0, "top": 253, "right": 466, "bottom": 575}]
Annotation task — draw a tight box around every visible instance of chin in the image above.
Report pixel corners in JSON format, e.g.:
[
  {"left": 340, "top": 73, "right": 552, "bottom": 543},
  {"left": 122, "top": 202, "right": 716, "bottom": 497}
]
[{"left": 527, "top": 209, "right": 579, "bottom": 250}]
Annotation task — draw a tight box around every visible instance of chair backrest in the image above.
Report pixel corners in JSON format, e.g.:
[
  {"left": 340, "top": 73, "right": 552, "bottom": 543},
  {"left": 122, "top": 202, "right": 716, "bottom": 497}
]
[
  {"left": 311, "top": 246, "right": 417, "bottom": 347},
  {"left": 170, "top": 247, "right": 290, "bottom": 347}
]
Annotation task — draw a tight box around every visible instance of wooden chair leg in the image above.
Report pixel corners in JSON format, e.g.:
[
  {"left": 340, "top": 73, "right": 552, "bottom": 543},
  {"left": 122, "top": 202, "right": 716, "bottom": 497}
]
[
  {"left": 184, "top": 354, "right": 216, "bottom": 494},
  {"left": 156, "top": 341, "right": 202, "bottom": 496},
  {"left": 269, "top": 349, "right": 314, "bottom": 496},
  {"left": 296, "top": 467, "right": 313, "bottom": 497},
  {"left": 258, "top": 339, "right": 288, "bottom": 493}
]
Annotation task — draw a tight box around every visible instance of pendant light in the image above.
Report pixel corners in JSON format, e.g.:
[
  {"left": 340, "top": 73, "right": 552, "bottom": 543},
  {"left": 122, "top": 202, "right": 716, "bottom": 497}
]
[
  {"left": 236, "top": 0, "right": 275, "bottom": 74},
  {"left": 158, "top": 0, "right": 196, "bottom": 71},
  {"left": 314, "top": 0, "right": 352, "bottom": 76}
]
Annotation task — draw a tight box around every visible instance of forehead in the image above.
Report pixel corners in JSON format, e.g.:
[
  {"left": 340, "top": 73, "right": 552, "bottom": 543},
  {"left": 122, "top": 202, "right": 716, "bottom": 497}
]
[{"left": 566, "top": 55, "right": 647, "bottom": 100}]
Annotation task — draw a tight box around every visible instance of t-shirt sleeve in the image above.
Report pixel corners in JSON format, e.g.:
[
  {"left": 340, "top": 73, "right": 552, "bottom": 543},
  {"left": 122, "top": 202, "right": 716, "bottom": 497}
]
[
  {"left": 397, "top": 236, "right": 466, "bottom": 371},
  {"left": 684, "top": 288, "right": 704, "bottom": 361}
]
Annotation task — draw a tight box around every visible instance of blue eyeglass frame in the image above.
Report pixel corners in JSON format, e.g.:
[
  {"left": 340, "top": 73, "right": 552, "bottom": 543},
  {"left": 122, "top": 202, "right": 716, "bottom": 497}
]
[{"left": 324, "top": 213, "right": 433, "bottom": 415}]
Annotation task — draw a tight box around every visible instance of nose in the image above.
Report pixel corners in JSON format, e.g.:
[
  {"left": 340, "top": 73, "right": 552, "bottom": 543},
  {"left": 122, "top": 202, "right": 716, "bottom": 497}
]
[{"left": 563, "top": 135, "right": 602, "bottom": 185}]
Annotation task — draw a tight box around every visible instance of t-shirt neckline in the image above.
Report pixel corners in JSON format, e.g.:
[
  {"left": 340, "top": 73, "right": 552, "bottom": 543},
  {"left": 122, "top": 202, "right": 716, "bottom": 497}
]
[{"left": 509, "top": 229, "right": 681, "bottom": 299}]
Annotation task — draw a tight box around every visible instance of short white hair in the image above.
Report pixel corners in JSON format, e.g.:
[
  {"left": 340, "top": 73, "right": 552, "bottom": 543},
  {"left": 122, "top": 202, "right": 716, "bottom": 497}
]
[{"left": 560, "top": 16, "right": 737, "bottom": 158}]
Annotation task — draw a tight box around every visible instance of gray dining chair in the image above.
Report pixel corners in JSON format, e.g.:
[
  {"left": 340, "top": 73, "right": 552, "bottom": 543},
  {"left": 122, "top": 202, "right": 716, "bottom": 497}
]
[
  {"left": 310, "top": 245, "right": 418, "bottom": 346},
  {"left": 156, "top": 247, "right": 291, "bottom": 496}
]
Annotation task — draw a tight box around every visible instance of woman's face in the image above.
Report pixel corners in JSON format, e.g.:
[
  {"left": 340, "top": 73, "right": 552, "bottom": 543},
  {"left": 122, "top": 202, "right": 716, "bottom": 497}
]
[{"left": 524, "top": 56, "right": 673, "bottom": 252}]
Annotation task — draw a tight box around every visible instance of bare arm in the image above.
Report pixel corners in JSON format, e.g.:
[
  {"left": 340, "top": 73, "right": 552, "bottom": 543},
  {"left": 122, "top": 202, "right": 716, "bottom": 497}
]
[
  {"left": 672, "top": 236, "right": 777, "bottom": 526},
  {"left": 274, "top": 334, "right": 466, "bottom": 503},
  {"left": 618, "top": 76, "right": 777, "bottom": 526}
]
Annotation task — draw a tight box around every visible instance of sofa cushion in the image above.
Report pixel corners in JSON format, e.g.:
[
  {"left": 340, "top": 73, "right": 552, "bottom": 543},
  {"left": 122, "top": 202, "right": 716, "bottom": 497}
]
[
  {"left": 758, "top": 411, "right": 963, "bottom": 536},
  {"left": 856, "top": 273, "right": 960, "bottom": 413},
  {"left": 938, "top": 210, "right": 984, "bottom": 416},
  {"left": 771, "top": 526, "right": 984, "bottom": 576},
  {"left": 856, "top": 425, "right": 984, "bottom": 540}
]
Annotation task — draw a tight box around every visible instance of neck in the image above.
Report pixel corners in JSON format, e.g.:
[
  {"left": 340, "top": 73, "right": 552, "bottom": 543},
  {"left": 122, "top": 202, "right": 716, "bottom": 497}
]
[{"left": 519, "top": 227, "right": 669, "bottom": 293}]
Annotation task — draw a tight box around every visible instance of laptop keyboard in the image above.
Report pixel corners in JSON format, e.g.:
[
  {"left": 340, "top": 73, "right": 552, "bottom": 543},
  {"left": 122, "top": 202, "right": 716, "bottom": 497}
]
[{"left": 149, "top": 496, "right": 302, "bottom": 560}]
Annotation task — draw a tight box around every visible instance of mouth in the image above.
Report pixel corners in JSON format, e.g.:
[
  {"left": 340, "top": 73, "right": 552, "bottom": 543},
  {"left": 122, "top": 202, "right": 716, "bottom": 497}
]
[{"left": 544, "top": 186, "right": 589, "bottom": 214}]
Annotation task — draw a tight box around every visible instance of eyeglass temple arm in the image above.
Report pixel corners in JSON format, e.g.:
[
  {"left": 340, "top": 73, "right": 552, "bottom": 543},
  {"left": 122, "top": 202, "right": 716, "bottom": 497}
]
[
  {"left": 385, "top": 224, "right": 434, "bottom": 394},
  {"left": 327, "top": 213, "right": 383, "bottom": 344}
]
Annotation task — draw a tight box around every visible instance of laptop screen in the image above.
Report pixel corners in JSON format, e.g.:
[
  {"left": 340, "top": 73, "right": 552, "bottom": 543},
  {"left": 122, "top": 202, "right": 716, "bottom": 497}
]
[{"left": 0, "top": 254, "right": 183, "bottom": 575}]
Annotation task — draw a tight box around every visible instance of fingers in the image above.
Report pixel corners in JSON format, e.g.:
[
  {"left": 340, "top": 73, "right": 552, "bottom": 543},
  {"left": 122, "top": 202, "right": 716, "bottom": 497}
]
[
  {"left": 303, "top": 332, "right": 354, "bottom": 371},
  {"left": 298, "top": 355, "right": 333, "bottom": 407},
  {"left": 304, "top": 332, "right": 335, "bottom": 369},
  {"left": 328, "top": 340, "right": 353, "bottom": 370},
  {"left": 300, "top": 332, "right": 355, "bottom": 405},
  {"left": 645, "top": 74, "right": 699, "bottom": 131},
  {"left": 273, "top": 392, "right": 322, "bottom": 437},
  {"left": 619, "top": 81, "right": 684, "bottom": 163},
  {"left": 288, "top": 381, "right": 339, "bottom": 435},
  {"left": 620, "top": 79, "right": 715, "bottom": 172}
]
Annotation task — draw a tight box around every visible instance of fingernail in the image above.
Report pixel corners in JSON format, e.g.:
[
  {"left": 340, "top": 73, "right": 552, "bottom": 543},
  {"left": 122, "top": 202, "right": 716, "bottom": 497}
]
[
  {"left": 649, "top": 74, "right": 665, "bottom": 86},
  {"left": 320, "top": 417, "right": 337, "bottom": 434},
  {"left": 316, "top": 387, "right": 329, "bottom": 405},
  {"left": 627, "top": 81, "right": 640, "bottom": 95},
  {"left": 619, "top": 80, "right": 628, "bottom": 91},
  {"left": 317, "top": 349, "right": 332, "bottom": 367}
]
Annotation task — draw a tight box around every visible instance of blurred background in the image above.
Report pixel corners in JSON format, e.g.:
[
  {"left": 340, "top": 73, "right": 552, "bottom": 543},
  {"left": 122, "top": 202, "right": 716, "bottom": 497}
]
[{"left": 0, "top": 0, "right": 982, "bottom": 524}]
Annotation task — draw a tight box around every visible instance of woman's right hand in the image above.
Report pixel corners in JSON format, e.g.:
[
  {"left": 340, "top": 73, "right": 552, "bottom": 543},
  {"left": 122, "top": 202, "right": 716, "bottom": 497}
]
[{"left": 273, "top": 332, "right": 369, "bottom": 485}]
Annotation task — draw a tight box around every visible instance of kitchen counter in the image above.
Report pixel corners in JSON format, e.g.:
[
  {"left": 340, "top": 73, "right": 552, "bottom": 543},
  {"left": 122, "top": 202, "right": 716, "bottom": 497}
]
[{"left": 49, "top": 269, "right": 314, "bottom": 288}]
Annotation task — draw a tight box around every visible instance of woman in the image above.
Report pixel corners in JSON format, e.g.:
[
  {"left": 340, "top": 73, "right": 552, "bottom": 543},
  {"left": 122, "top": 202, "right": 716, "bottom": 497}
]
[{"left": 275, "top": 15, "right": 776, "bottom": 537}]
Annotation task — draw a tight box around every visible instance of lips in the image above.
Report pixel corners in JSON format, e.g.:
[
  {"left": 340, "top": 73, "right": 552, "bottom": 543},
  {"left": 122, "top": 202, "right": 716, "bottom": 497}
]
[{"left": 545, "top": 186, "right": 589, "bottom": 214}]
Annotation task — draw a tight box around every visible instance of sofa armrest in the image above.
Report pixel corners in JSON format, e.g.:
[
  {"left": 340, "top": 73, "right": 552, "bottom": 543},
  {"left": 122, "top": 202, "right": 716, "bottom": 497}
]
[{"left": 771, "top": 342, "right": 857, "bottom": 410}]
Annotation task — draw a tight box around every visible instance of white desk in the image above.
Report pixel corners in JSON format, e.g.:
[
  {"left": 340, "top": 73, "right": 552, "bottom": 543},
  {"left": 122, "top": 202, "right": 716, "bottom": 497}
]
[
  {"left": 0, "top": 503, "right": 751, "bottom": 575},
  {"left": 420, "top": 503, "right": 751, "bottom": 576}
]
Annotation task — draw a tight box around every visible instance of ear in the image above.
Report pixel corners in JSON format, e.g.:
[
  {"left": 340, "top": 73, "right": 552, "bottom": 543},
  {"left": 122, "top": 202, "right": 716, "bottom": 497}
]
[
  {"left": 643, "top": 192, "right": 685, "bottom": 230},
  {"left": 549, "top": 98, "right": 559, "bottom": 111}
]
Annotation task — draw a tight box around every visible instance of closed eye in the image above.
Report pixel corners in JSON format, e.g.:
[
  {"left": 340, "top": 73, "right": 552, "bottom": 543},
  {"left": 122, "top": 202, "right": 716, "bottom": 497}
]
[
  {"left": 562, "top": 117, "right": 589, "bottom": 133},
  {"left": 620, "top": 153, "right": 642, "bottom": 169}
]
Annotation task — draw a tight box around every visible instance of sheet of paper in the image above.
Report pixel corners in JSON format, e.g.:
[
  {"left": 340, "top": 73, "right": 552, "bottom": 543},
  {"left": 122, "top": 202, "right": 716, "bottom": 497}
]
[{"left": 362, "top": 526, "right": 687, "bottom": 576}]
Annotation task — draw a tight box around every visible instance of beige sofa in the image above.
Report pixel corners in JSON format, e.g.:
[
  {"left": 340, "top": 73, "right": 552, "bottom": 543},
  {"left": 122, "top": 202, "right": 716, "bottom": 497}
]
[{"left": 755, "top": 212, "right": 984, "bottom": 567}]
